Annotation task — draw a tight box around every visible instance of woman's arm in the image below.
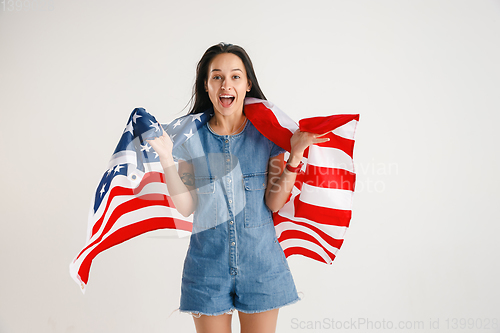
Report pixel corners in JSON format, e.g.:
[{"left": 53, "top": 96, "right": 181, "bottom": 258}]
[
  {"left": 147, "top": 132, "right": 197, "bottom": 217},
  {"left": 265, "top": 153, "right": 289, "bottom": 212},
  {"left": 265, "top": 130, "right": 329, "bottom": 212}
]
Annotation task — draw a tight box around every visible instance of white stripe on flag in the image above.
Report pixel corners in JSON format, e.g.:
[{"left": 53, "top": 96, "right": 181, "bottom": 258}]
[
  {"left": 333, "top": 119, "right": 358, "bottom": 140},
  {"left": 275, "top": 186, "right": 299, "bottom": 216},
  {"left": 135, "top": 182, "right": 170, "bottom": 196},
  {"left": 104, "top": 205, "right": 189, "bottom": 237},
  {"left": 143, "top": 161, "right": 166, "bottom": 173},
  {"left": 299, "top": 183, "right": 353, "bottom": 211},
  {"left": 307, "top": 145, "right": 354, "bottom": 172},
  {"left": 107, "top": 151, "right": 138, "bottom": 169}
]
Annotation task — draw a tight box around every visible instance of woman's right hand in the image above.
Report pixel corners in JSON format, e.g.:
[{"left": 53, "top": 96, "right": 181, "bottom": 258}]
[
  {"left": 147, "top": 130, "right": 196, "bottom": 217},
  {"left": 146, "top": 131, "right": 174, "bottom": 165}
]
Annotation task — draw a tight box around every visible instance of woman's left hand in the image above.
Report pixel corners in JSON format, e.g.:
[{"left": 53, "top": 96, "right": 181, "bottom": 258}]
[
  {"left": 289, "top": 130, "right": 330, "bottom": 162},
  {"left": 265, "top": 130, "right": 330, "bottom": 212}
]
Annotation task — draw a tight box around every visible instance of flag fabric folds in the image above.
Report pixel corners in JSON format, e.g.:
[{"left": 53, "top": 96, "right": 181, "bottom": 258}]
[{"left": 70, "top": 98, "right": 358, "bottom": 293}]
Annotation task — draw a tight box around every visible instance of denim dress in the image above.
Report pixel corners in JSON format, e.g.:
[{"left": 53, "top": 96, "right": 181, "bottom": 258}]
[{"left": 172, "top": 119, "right": 300, "bottom": 316}]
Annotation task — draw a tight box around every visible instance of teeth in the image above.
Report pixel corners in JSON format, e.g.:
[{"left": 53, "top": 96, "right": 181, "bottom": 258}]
[{"left": 220, "top": 95, "right": 234, "bottom": 98}]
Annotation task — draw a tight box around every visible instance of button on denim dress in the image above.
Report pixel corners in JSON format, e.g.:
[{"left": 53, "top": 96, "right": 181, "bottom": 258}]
[{"left": 173, "top": 119, "right": 300, "bottom": 316}]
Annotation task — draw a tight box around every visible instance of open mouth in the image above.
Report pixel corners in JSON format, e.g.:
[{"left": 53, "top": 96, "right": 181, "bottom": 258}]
[{"left": 219, "top": 94, "right": 235, "bottom": 108}]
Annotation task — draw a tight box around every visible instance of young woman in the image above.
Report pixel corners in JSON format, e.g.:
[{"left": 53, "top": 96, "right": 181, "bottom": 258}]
[{"left": 148, "top": 43, "right": 328, "bottom": 333}]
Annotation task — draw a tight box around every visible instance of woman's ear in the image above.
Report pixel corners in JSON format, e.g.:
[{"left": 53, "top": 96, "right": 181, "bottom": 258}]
[
  {"left": 204, "top": 80, "right": 208, "bottom": 92},
  {"left": 247, "top": 80, "right": 252, "bottom": 92}
]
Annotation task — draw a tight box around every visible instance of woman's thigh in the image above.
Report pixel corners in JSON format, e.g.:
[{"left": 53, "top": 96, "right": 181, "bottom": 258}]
[
  {"left": 238, "top": 308, "right": 279, "bottom": 333},
  {"left": 193, "top": 313, "right": 232, "bottom": 333}
]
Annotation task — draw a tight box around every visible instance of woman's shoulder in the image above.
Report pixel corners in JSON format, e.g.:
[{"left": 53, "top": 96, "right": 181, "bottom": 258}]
[
  {"left": 244, "top": 119, "right": 268, "bottom": 139},
  {"left": 245, "top": 120, "right": 285, "bottom": 152}
]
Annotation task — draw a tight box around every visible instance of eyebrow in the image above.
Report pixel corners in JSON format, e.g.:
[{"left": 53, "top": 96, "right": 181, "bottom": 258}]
[{"left": 210, "top": 68, "right": 243, "bottom": 73}]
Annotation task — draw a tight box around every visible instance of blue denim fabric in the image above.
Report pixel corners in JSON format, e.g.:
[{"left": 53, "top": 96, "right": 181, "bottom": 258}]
[{"left": 173, "top": 120, "right": 300, "bottom": 315}]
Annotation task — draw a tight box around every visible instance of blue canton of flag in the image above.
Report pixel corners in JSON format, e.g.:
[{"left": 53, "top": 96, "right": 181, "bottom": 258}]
[{"left": 162, "top": 108, "right": 213, "bottom": 150}]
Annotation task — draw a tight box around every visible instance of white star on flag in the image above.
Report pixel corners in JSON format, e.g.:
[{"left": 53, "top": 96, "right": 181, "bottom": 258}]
[
  {"left": 191, "top": 113, "right": 203, "bottom": 122},
  {"left": 132, "top": 112, "right": 142, "bottom": 123},
  {"left": 184, "top": 129, "right": 194, "bottom": 139},
  {"left": 140, "top": 143, "right": 151, "bottom": 152},
  {"left": 99, "top": 184, "right": 106, "bottom": 196},
  {"left": 113, "top": 164, "right": 124, "bottom": 173},
  {"left": 149, "top": 120, "right": 160, "bottom": 132},
  {"left": 173, "top": 119, "right": 182, "bottom": 128},
  {"left": 123, "top": 121, "right": 134, "bottom": 135}
]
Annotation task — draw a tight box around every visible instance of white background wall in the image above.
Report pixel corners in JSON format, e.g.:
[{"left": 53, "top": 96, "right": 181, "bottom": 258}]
[{"left": 1, "top": 0, "right": 499, "bottom": 332}]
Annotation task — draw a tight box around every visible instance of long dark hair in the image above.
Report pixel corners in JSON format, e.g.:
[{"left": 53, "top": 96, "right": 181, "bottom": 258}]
[{"left": 188, "top": 42, "right": 266, "bottom": 114}]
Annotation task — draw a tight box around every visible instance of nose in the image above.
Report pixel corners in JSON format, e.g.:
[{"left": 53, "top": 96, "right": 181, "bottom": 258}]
[{"left": 221, "top": 79, "right": 231, "bottom": 90}]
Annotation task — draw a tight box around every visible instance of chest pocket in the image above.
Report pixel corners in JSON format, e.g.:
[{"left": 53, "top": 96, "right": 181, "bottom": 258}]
[
  {"left": 193, "top": 176, "right": 217, "bottom": 231},
  {"left": 243, "top": 172, "right": 272, "bottom": 228}
]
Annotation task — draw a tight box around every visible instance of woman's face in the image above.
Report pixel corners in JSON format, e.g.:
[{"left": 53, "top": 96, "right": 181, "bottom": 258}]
[{"left": 205, "top": 53, "right": 252, "bottom": 118}]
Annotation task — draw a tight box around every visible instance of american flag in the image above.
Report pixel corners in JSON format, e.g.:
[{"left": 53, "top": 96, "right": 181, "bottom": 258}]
[
  {"left": 70, "top": 98, "right": 358, "bottom": 292},
  {"left": 244, "top": 98, "right": 359, "bottom": 264}
]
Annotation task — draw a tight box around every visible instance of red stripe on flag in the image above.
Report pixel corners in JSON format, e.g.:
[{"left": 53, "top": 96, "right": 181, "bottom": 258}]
[
  {"left": 293, "top": 195, "right": 352, "bottom": 227},
  {"left": 132, "top": 172, "right": 166, "bottom": 195},
  {"left": 245, "top": 103, "right": 293, "bottom": 151},
  {"left": 303, "top": 165, "right": 356, "bottom": 190},
  {"left": 283, "top": 246, "right": 335, "bottom": 264},
  {"left": 316, "top": 133, "right": 355, "bottom": 158},
  {"left": 299, "top": 114, "right": 359, "bottom": 134}
]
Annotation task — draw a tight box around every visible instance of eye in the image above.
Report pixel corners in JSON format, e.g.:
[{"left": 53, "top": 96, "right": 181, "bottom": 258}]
[
  {"left": 233, "top": 75, "right": 240, "bottom": 79},
  {"left": 212, "top": 75, "right": 221, "bottom": 80}
]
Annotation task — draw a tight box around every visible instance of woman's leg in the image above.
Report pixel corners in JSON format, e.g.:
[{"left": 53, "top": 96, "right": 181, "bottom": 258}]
[
  {"left": 193, "top": 313, "right": 233, "bottom": 333},
  {"left": 238, "top": 308, "right": 279, "bottom": 333}
]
